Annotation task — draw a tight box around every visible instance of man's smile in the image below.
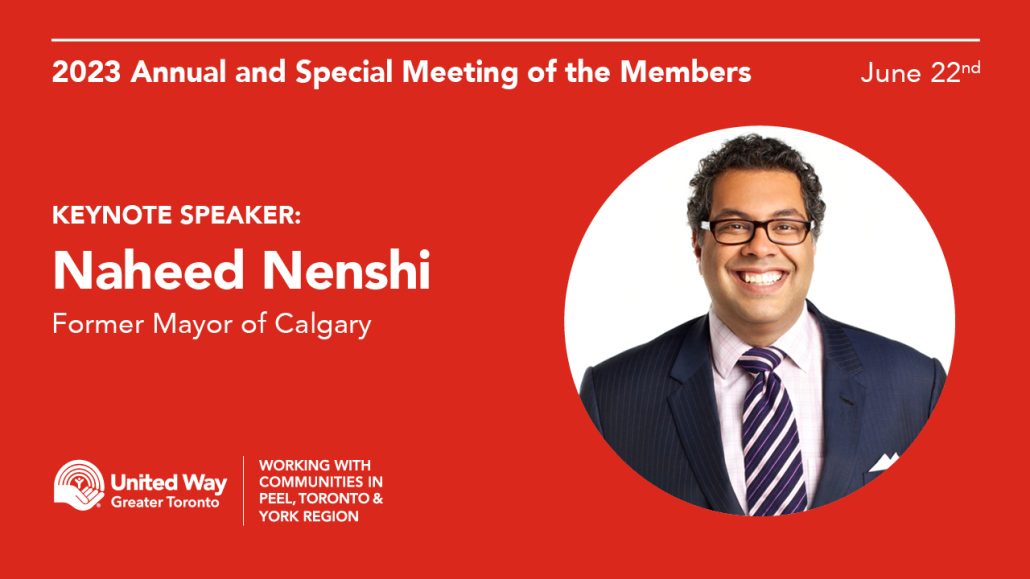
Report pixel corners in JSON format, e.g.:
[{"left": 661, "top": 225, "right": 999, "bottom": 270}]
[{"left": 730, "top": 267, "right": 791, "bottom": 293}]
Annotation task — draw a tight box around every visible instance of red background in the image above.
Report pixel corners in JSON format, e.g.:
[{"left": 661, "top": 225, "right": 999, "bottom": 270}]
[{"left": 6, "top": 1, "right": 1023, "bottom": 575}]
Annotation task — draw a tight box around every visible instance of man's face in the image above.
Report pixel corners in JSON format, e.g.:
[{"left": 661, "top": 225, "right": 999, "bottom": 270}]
[{"left": 695, "top": 169, "right": 815, "bottom": 340}]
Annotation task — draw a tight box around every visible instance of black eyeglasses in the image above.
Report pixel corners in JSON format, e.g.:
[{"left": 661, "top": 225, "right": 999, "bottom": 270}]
[{"left": 701, "top": 219, "right": 814, "bottom": 246}]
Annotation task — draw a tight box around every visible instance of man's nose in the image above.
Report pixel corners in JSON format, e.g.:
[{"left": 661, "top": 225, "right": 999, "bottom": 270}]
[{"left": 742, "top": 225, "right": 779, "bottom": 256}]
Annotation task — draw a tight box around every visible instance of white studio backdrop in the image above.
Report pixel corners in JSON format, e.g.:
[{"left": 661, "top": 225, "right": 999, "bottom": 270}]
[{"left": 565, "top": 126, "right": 955, "bottom": 389}]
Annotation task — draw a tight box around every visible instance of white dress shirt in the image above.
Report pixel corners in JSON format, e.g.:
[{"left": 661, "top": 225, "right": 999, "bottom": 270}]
[{"left": 708, "top": 304, "right": 824, "bottom": 513}]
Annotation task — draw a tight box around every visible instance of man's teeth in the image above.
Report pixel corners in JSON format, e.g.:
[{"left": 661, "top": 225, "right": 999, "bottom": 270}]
[{"left": 743, "top": 272, "right": 783, "bottom": 285}]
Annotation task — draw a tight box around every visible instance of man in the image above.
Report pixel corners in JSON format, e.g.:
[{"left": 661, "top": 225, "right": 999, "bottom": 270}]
[{"left": 580, "top": 134, "right": 945, "bottom": 515}]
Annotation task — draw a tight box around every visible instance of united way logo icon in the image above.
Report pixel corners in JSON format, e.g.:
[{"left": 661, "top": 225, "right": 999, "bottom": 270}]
[{"left": 54, "top": 460, "right": 105, "bottom": 511}]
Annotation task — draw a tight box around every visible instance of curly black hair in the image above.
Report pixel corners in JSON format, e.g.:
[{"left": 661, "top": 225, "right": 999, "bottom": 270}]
[{"left": 687, "top": 134, "right": 826, "bottom": 242}]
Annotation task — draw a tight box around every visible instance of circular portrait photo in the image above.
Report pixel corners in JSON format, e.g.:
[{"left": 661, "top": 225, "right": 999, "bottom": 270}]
[{"left": 565, "top": 126, "right": 953, "bottom": 516}]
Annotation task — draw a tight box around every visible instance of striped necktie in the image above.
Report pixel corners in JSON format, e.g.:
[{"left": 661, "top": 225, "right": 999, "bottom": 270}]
[{"left": 738, "top": 346, "right": 808, "bottom": 516}]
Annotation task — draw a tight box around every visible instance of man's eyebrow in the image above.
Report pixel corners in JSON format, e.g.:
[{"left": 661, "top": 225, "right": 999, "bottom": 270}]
[
  {"left": 772, "top": 208, "right": 806, "bottom": 218},
  {"left": 708, "top": 208, "right": 806, "bottom": 220},
  {"left": 709, "top": 209, "right": 752, "bottom": 220}
]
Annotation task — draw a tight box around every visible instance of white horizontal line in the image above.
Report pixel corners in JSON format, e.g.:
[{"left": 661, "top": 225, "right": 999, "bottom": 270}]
[{"left": 50, "top": 37, "right": 981, "bottom": 44}]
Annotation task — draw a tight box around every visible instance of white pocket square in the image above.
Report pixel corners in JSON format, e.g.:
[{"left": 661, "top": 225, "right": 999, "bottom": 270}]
[{"left": 869, "top": 452, "right": 900, "bottom": 473}]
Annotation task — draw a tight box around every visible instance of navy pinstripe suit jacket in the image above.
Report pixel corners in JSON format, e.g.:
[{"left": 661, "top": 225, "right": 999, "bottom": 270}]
[{"left": 580, "top": 302, "right": 945, "bottom": 514}]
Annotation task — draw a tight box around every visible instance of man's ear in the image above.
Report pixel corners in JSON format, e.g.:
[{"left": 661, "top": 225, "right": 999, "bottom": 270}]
[{"left": 692, "top": 232, "right": 703, "bottom": 275}]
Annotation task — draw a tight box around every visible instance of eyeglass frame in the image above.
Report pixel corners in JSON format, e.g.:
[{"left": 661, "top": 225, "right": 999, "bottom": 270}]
[{"left": 700, "top": 218, "right": 815, "bottom": 246}]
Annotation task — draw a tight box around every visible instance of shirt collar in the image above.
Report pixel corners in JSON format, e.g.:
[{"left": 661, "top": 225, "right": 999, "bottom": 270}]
[{"left": 709, "top": 303, "right": 817, "bottom": 379}]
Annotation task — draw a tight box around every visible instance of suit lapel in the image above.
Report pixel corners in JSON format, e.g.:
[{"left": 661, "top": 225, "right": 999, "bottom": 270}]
[
  {"left": 809, "top": 302, "right": 867, "bottom": 508},
  {"left": 667, "top": 316, "right": 745, "bottom": 515}
]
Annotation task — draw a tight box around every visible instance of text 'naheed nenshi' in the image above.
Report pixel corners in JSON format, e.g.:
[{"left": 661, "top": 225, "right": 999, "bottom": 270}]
[{"left": 54, "top": 248, "right": 431, "bottom": 290}]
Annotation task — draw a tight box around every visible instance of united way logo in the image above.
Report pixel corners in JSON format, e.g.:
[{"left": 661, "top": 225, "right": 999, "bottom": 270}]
[{"left": 54, "top": 460, "right": 105, "bottom": 511}]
